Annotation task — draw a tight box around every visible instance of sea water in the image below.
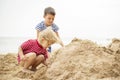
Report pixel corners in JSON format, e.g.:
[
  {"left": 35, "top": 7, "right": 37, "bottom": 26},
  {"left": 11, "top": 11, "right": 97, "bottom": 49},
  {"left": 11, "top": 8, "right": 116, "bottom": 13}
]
[{"left": 0, "top": 37, "right": 112, "bottom": 54}]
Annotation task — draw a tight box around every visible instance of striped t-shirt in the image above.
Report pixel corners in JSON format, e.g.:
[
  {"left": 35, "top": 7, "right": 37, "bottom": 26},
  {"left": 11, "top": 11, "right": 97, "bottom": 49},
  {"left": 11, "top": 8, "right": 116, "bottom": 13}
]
[{"left": 35, "top": 21, "right": 59, "bottom": 32}]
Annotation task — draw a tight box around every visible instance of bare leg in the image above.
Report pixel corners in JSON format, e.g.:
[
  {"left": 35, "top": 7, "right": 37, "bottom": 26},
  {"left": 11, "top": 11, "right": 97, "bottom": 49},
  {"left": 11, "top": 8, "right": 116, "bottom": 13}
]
[
  {"left": 22, "top": 52, "right": 36, "bottom": 73},
  {"left": 31, "top": 55, "right": 45, "bottom": 71}
]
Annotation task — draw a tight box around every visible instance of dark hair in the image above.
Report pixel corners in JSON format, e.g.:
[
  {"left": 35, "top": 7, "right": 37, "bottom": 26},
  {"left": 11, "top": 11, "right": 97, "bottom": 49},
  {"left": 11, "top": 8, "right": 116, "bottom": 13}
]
[{"left": 44, "top": 7, "right": 56, "bottom": 16}]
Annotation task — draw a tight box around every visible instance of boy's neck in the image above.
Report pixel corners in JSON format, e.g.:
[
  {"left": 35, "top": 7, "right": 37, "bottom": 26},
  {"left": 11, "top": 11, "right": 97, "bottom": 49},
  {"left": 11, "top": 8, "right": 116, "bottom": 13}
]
[
  {"left": 45, "top": 24, "right": 51, "bottom": 27},
  {"left": 44, "top": 22, "right": 51, "bottom": 27}
]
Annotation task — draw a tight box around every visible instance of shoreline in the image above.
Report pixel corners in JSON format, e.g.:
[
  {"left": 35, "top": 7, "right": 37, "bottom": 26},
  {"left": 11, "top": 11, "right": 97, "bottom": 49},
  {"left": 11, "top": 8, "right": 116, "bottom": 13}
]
[
  {"left": 0, "top": 38, "right": 120, "bottom": 80},
  {"left": 0, "top": 37, "right": 115, "bottom": 54}
]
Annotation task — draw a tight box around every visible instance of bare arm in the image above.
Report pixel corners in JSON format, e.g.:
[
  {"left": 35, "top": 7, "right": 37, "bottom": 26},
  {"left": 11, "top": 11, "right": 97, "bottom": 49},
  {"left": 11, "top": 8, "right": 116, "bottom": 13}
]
[
  {"left": 55, "top": 32, "right": 64, "bottom": 47},
  {"left": 55, "top": 32, "right": 59, "bottom": 37},
  {"left": 18, "top": 46, "right": 25, "bottom": 60},
  {"left": 36, "top": 30, "right": 40, "bottom": 39}
]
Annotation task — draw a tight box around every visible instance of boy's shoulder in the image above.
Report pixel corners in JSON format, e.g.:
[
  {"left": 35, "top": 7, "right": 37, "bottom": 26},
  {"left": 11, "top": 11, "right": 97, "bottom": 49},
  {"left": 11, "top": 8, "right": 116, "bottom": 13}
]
[
  {"left": 36, "top": 21, "right": 59, "bottom": 31},
  {"left": 52, "top": 23, "right": 58, "bottom": 28},
  {"left": 52, "top": 23, "right": 59, "bottom": 31},
  {"left": 36, "top": 21, "right": 44, "bottom": 27},
  {"left": 38, "top": 21, "right": 58, "bottom": 26},
  {"left": 23, "top": 39, "right": 37, "bottom": 44}
]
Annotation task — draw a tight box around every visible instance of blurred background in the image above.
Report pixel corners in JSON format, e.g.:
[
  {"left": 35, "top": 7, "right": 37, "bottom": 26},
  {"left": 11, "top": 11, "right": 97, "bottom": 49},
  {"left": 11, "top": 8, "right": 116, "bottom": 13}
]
[{"left": 0, "top": 0, "right": 120, "bottom": 53}]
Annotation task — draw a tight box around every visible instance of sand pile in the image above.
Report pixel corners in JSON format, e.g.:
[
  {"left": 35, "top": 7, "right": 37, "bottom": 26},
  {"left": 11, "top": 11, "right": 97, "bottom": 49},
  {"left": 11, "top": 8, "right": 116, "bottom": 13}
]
[
  {"left": 45, "top": 38, "right": 120, "bottom": 80},
  {"left": 0, "top": 38, "right": 120, "bottom": 80},
  {"left": 0, "top": 53, "right": 21, "bottom": 80},
  {"left": 108, "top": 38, "right": 120, "bottom": 52}
]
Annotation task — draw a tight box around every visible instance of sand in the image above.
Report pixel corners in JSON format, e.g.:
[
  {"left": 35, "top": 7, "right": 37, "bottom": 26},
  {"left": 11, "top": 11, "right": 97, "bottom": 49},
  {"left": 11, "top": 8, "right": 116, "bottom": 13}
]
[{"left": 0, "top": 38, "right": 120, "bottom": 80}]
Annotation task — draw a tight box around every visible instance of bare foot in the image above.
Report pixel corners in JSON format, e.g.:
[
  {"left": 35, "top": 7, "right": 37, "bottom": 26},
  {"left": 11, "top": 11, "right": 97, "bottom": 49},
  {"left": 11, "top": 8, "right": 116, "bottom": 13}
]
[
  {"left": 31, "top": 67, "right": 37, "bottom": 71},
  {"left": 22, "top": 68, "right": 35, "bottom": 73}
]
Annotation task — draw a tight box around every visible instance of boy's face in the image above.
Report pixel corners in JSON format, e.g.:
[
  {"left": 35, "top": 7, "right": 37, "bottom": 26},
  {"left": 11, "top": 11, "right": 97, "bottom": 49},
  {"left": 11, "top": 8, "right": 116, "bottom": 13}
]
[{"left": 44, "top": 14, "right": 55, "bottom": 26}]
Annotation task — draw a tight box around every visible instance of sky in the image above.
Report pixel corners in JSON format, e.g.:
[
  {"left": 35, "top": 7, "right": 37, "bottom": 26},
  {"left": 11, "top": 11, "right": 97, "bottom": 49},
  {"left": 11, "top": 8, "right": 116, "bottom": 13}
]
[{"left": 0, "top": 0, "right": 120, "bottom": 40}]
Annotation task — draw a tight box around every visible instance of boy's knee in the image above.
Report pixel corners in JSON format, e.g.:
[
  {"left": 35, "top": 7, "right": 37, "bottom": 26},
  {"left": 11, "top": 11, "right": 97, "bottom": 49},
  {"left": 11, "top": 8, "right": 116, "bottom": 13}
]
[
  {"left": 31, "top": 53, "right": 36, "bottom": 58},
  {"left": 26, "top": 52, "right": 36, "bottom": 59},
  {"left": 38, "top": 55, "right": 45, "bottom": 61},
  {"left": 40, "top": 55, "right": 44, "bottom": 59}
]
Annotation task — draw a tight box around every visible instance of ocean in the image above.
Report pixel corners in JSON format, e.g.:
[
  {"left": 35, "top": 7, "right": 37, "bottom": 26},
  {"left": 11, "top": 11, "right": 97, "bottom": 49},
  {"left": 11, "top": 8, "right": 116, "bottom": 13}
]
[
  {"left": 0, "top": 36, "right": 70, "bottom": 54},
  {"left": 0, "top": 37, "right": 31, "bottom": 54},
  {"left": 0, "top": 37, "right": 112, "bottom": 54}
]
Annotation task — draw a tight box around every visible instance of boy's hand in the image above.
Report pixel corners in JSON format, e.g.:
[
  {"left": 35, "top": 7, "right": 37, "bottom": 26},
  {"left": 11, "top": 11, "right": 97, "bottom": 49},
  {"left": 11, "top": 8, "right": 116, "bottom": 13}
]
[
  {"left": 61, "top": 42, "right": 64, "bottom": 47},
  {"left": 59, "top": 40, "right": 64, "bottom": 47}
]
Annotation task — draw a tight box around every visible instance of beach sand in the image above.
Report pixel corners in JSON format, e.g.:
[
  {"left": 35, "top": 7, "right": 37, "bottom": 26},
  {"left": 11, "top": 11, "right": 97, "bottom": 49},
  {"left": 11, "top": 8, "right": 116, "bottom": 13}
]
[{"left": 0, "top": 38, "right": 120, "bottom": 80}]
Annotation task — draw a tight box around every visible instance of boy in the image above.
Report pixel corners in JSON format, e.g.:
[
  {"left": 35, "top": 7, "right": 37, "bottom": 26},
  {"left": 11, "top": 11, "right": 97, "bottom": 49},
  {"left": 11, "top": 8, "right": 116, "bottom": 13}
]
[
  {"left": 35, "top": 7, "right": 64, "bottom": 52},
  {"left": 17, "top": 28, "right": 61, "bottom": 73}
]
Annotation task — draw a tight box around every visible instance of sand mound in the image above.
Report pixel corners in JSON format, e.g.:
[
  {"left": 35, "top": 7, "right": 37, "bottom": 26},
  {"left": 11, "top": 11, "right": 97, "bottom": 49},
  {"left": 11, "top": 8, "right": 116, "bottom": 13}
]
[
  {"left": 0, "top": 53, "right": 21, "bottom": 80},
  {"left": 108, "top": 38, "right": 120, "bottom": 52},
  {"left": 0, "top": 38, "right": 120, "bottom": 80},
  {"left": 45, "top": 38, "right": 120, "bottom": 80}
]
